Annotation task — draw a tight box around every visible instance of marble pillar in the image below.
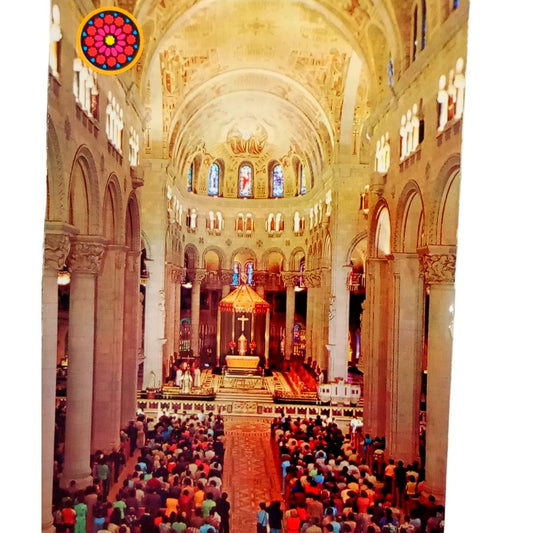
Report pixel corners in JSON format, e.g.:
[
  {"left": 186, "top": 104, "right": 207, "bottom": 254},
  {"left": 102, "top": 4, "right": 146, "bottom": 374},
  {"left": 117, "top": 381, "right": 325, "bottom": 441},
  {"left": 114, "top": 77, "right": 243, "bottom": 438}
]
[
  {"left": 388, "top": 253, "right": 424, "bottom": 463},
  {"left": 363, "top": 257, "right": 393, "bottom": 438},
  {"left": 61, "top": 236, "right": 105, "bottom": 489},
  {"left": 171, "top": 267, "right": 185, "bottom": 360},
  {"left": 282, "top": 273, "right": 299, "bottom": 360},
  {"left": 142, "top": 250, "right": 166, "bottom": 390},
  {"left": 190, "top": 269, "right": 206, "bottom": 359},
  {"left": 92, "top": 244, "right": 126, "bottom": 453},
  {"left": 42, "top": 223, "right": 76, "bottom": 533},
  {"left": 164, "top": 264, "right": 177, "bottom": 380},
  {"left": 220, "top": 269, "right": 234, "bottom": 298},
  {"left": 420, "top": 248, "right": 456, "bottom": 502},
  {"left": 327, "top": 265, "right": 352, "bottom": 381},
  {"left": 121, "top": 251, "right": 141, "bottom": 427}
]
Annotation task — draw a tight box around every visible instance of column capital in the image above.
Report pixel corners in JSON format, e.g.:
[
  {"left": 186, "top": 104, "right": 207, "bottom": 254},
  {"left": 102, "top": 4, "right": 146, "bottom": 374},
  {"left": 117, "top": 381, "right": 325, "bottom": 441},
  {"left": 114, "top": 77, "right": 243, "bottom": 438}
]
[
  {"left": 281, "top": 272, "right": 301, "bottom": 288},
  {"left": 418, "top": 246, "right": 456, "bottom": 284},
  {"left": 43, "top": 222, "right": 77, "bottom": 271},
  {"left": 253, "top": 270, "right": 268, "bottom": 286},
  {"left": 304, "top": 270, "right": 322, "bottom": 288},
  {"left": 171, "top": 266, "right": 186, "bottom": 283},
  {"left": 190, "top": 269, "right": 207, "bottom": 284},
  {"left": 68, "top": 236, "right": 107, "bottom": 275},
  {"left": 220, "top": 269, "right": 234, "bottom": 286}
]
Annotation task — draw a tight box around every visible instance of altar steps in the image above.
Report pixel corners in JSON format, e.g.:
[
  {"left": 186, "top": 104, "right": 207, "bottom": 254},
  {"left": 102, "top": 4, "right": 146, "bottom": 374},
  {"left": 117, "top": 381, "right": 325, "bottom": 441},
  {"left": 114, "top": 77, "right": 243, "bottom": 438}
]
[{"left": 215, "top": 388, "right": 273, "bottom": 404}]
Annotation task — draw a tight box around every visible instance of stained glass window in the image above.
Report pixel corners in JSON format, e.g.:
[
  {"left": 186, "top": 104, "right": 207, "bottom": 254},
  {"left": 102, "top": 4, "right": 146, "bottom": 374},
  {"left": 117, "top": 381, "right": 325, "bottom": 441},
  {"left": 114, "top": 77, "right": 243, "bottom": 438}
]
[
  {"left": 453, "top": 0, "right": 459, "bottom": 8},
  {"left": 239, "top": 164, "right": 253, "bottom": 198},
  {"left": 208, "top": 162, "right": 219, "bottom": 196},
  {"left": 232, "top": 263, "right": 241, "bottom": 285},
  {"left": 246, "top": 262, "right": 254, "bottom": 285},
  {"left": 421, "top": 1, "right": 427, "bottom": 50},
  {"left": 272, "top": 163, "right": 284, "bottom": 198},
  {"left": 187, "top": 164, "right": 193, "bottom": 192},
  {"left": 413, "top": 5, "right": 418, "bottom": 62}
]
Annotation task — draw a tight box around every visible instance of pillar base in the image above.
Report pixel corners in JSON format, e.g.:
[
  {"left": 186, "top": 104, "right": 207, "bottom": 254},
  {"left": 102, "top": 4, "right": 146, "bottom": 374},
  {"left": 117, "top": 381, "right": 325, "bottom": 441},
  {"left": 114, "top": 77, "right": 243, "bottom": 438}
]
[
  {"left": 42, "top": 518, "right": 56, "bottom": 533},
  {"left": 58, "top": 472, "right": 94, "bottom": 492}
]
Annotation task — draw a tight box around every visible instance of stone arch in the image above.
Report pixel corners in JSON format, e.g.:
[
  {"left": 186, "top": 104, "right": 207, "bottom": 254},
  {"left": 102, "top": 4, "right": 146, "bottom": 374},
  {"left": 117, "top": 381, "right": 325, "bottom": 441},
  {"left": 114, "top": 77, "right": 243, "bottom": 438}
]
[
  {"left": 368, "top": 198, "right": 391, "bottom": 258},
  {"left": 289, "top": 247, "right": 306, "bottom": 271},
  {"left": 125, "top": 193, "right": 141, "bottom": 253},
  {"left": 184, "top": 243, "right": 199, "bottom": 269},
  {"left": 102, "top": 173, "right": 124, "bottom": 244},
  {"left": 395, "top": 180, "right": 426, "bottom": 253},
  {"left": 429, "top": 153, "right": 461, "bottom": 245},
  {"left": 46, "top": 115, "right": 66, "bottom": 221},
  {"left": 260, "top": 247, "right": 287, "bottom": 272},
  {"left": 347, "top": 231, "right": 368, "bottom": 270},
  {"left": 68, "top": 145, "right": 101, "bottom": 235},
  {"left": 202, "top": 246, "right": 226, "bottom": 270}
]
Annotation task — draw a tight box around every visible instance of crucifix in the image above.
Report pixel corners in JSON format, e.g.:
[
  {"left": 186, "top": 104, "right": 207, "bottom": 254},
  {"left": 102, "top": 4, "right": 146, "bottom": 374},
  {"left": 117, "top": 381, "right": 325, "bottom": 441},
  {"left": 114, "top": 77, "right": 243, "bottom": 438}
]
[{"left": 237, "top": 314, "right": 249, "bottom": 332}]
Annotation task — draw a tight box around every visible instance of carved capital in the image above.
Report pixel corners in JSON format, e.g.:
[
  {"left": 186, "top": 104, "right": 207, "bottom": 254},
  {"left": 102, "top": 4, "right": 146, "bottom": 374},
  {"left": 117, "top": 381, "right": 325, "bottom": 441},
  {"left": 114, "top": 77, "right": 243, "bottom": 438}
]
[
  {"left": 420, "top": 253, "right": 456, "bottom": 284},
  {"left": 281, "top": 272, "right": 301, "bottom": 288},
  {"left": 304, "top": 270, "right": 322, "bottom": 288},
  {"left": 253, "top": 271, "right": 268, "bottom": 286},
  {"left": 220, "top": 269, "right": 234, "bottom": 286},
  {"left": 190, "top": 269, "right": 207, "bottom": 283},
  {"left": 171, "top": 266, "right": 186, "bottom": 283},
  {"left": 68, "top": 236, "right": 106, "bottom": 275},
  {"left": 43, "top": 222, "right": 77, "bottom": 271}
]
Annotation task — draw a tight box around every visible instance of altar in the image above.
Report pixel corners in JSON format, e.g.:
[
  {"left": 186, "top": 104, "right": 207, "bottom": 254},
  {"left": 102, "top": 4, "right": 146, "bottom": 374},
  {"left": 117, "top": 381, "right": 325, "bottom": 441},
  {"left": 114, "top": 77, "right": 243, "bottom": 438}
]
[
  {"left": 216, "top": 283, "right": 271, "bottom": 372},
  {"left": 225, "top": 355, "right": 260, "bottom": 370}
]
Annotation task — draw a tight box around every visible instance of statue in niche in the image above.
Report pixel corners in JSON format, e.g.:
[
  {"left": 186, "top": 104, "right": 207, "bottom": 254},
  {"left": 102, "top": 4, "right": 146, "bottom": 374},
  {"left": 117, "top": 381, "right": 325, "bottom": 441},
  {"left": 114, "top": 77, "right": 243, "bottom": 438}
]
[
  {"left": 437, "top": 75, "right": 449, "bottom": 132},
  {"left": 375, "top": 138, "right": 382, "bottom": 171},
  {"left": 399, "top": 114, "right": 408, "bottom": 159},
  {"left": 453, "top": 57, "right": 466, "bottom": 119},
  {"left": 405, "top": 109, "right": 413, "bottom": 155},
  {"left": 447, "top": 69, "right": 457, "bottom": 121},
  {"left": 382, "top": 132, "right": 390, "bottom": 171},
  {"left": 411, "top": 105, "right": 420, "bottom": 152}
]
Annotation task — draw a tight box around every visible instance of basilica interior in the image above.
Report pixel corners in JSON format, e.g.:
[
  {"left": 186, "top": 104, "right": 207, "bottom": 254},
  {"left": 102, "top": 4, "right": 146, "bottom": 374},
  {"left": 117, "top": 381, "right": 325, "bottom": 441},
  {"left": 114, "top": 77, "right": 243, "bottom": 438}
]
[{"left": 38, "top": 1, "right": 473, "bottom": 531}]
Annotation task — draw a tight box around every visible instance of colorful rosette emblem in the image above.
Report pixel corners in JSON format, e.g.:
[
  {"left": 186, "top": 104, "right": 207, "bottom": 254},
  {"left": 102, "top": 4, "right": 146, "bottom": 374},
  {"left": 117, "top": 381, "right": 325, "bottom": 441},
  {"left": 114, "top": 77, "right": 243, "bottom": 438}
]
[{"left": 77, "top": 7, "right": 143, "bottom": 74}]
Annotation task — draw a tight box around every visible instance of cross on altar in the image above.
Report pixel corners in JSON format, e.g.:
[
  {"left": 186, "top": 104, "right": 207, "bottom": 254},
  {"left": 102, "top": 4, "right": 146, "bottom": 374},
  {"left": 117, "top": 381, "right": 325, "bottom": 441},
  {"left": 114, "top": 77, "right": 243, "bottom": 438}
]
[{"left": 237, "top": 314, "right": 249, "bottom": 332}]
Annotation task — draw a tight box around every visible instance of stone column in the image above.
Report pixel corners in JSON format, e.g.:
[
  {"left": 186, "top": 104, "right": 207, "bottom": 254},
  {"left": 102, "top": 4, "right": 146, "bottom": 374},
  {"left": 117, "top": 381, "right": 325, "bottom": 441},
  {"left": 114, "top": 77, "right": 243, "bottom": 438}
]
[
  {"left": 190, "top": 269, "right": 206, "bottom": 359},
  {"left": 61, "top": 236, "right": 105, "bottom": 489},
  {"left": 327, "top": 265, "right": 352, "bottom": 381},
  {"left": 164, "top": 264, "right": 177, "bottom": 380},
  {"left": 387, "top": 253, "right": 425, "bottom": 463},
  {"left": 304, "top": 271, "right": 321, "bottom": 364},
  {"left": 171, "top": 267, "right": 185, "bottom": 359},
  {"left": 92, "top": 244, "right": 126, "bottom": 452},
  {"left": 363, "top": 257, "right": 393, "bottom": 438},
  {"left": 257, "top": 271, "right": 270, "bottom": 299},
  {"left": 121, "top": 251, "right": 141, "bottom": 427},
  {"left": 420, "top": 248, "right": 456, "bottom": 502},
  {"left": 220, "top": 269, "right": 234, "bottom": 298},
  {"left": 282, "top": 273, "right": 299, "bottom": 360},
  {"left": 42, "top": 223, "right": 76, "bottom": 533},
  {"left": 142, "top": 252, "right": 166, "bottom": 390}
]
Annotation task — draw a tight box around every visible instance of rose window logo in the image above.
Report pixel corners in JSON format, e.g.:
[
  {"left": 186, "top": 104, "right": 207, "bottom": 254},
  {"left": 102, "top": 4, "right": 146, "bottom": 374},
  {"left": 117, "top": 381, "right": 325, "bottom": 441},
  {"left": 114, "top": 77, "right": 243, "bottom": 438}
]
[{"left": 77, "top": 7, "right": 143, "bottom": 74}]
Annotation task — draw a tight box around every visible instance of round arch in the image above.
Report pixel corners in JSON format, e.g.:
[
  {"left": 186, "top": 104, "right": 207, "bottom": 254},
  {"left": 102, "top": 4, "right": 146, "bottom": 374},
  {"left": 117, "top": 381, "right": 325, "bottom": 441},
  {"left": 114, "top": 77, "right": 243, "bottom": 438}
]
[
  {"left": 102, "top": 173, "right": 124, "bottom": 244},
  {"left": 368, "top": 198, "right": 391, "bottom": 258},
  {"left": 202, "top": 245, "right": 227, "bottom": 270},
  {"left": 68, "top": 145, "right": 101, "bottom": 235},
  {"left": 395, "top": 180, "right": 426, "bottom": 253},
  {"left": 46, "top": 115, "right": 66, "bottom": 221}
]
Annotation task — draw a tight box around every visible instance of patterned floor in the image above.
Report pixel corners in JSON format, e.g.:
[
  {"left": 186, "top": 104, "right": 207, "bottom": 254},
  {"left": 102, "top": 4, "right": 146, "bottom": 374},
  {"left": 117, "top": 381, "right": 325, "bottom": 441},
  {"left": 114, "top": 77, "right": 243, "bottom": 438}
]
[{"left": 221, "top": 416, "right": 284, "bottom": 533}]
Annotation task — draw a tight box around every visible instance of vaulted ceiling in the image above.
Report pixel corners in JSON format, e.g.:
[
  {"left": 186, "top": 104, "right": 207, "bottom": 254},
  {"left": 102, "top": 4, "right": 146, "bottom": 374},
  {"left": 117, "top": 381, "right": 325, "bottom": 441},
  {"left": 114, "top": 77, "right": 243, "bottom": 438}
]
[{"left": 124, "top": 0, "right": 416, "bottom": 192}]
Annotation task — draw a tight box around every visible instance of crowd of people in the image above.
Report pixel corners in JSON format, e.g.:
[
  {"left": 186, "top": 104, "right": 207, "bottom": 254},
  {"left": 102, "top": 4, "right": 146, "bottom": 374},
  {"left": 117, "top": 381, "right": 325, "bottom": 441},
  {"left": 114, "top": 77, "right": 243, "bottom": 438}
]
[
  {"left": 52, "top": 411, "right": 230, "bottom": 533},
  {"left": 253, "top": 414, "right": 444, "bottom": 533}
]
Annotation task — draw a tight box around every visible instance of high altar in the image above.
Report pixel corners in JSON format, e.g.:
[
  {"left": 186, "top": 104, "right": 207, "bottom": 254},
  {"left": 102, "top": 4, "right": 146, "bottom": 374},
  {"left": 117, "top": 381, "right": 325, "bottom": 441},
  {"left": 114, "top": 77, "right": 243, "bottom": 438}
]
[{"left": 216, "top": 284, "right": 271, "bottom": 371}]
